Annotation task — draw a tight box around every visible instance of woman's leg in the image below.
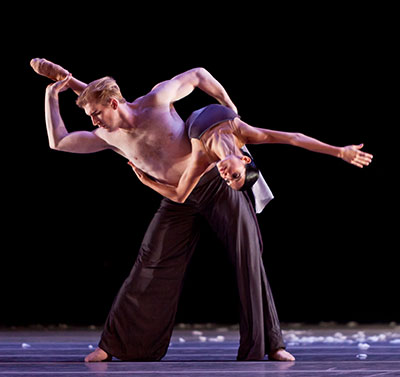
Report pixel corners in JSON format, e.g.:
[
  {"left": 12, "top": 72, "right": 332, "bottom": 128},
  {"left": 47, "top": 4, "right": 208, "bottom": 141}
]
[{"left": 30, "top": 57, "right": 87, "bottom": 95}]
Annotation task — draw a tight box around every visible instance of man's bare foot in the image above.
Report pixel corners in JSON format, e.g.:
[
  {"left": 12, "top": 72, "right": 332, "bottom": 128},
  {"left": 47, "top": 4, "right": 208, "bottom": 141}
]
[
  {"left": 84, "top": 347, "right": 112, "bottom": 362},
  {"left": 30, "top": 58, "right": 69, "bottom": 81},
  {"left": 268, "top": 348, "right": 295, "bottom": 361}
]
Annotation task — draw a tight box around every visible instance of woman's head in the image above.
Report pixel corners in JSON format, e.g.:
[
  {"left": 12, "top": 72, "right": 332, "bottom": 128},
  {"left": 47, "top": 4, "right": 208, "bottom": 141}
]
[{"left": 217, "top": 151, "right": 259, "bottom": 191}]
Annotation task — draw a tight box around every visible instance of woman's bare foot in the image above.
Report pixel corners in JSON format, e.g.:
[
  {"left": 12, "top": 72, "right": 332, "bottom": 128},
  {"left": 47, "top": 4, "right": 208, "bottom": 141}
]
[
  {"left": 84, "top": 347, "right": 112, "bottom": 362},
  {"left": 268, "top": 348, "right": 295, "bottom": 361},
  {"left": 30, "top": 58, "right": 69, "bottom": 81}
]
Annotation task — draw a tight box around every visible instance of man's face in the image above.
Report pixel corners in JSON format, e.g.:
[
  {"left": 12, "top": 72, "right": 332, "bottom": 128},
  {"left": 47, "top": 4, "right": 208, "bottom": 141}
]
[
  {"left": 217, "top": 155, "right": 249, "bottom": 190},
  {"left": 84, "top": 99, "right": 119, "bottom": 132}
]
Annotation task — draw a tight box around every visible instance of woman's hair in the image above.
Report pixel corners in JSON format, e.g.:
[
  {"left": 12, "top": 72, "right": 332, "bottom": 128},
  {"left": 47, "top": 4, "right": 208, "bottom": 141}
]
[
  {"left": 239, "top": 151, "right": 259, "bottom": 191},
  {"left": 76, "top": 76, "right": 126, "bottom": 108}
]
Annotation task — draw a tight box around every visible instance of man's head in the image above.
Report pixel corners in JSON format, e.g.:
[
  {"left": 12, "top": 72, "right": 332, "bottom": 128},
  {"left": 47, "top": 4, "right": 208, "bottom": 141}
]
[
  {"left": 76, "top": 77, "right": 126, "bottom": 132},
  {"left": 216, "top": 151, "right": 259, "bottom": 191}
]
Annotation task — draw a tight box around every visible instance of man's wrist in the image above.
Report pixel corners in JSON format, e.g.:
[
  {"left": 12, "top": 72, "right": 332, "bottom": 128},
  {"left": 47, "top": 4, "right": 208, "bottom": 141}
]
[{"left": 45, "top": 87, "right": 59, "bottom": 100}]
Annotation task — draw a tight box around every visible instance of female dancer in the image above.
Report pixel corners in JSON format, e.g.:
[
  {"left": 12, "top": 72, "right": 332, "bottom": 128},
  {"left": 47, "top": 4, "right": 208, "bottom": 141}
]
[{"left": 129, "top": 104, "right": 373, "bottom": 202}]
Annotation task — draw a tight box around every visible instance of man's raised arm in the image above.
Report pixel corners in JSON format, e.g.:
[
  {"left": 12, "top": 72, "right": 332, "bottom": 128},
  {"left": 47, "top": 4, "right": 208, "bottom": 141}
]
[
  {"left": 150, "top": 68, "right": 237, "bottom": 113},
  {"left": 45, "top": 75, "right": 110, "bottom": 154}
]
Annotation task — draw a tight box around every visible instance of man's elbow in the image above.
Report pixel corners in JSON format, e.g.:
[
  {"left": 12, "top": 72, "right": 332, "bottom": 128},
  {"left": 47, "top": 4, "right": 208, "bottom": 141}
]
[
  {"left": 48, "top": 140, "right": 59, "bottom": 151},
  {"left": 49, "top": 139, "right": 67, "bottom": 152},
  {"left": 194, "top": 67, "right": 209, "bottom": 79}
]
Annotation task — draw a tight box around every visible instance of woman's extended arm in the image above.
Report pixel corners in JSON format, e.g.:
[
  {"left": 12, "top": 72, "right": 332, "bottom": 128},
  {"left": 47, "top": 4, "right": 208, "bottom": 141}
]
[{"left": 234, "top": 118, "right": 373, "bottom": 168}]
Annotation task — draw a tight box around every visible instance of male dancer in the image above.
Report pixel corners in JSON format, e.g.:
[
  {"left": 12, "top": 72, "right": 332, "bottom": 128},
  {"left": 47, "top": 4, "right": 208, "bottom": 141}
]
[{"left": 32, "top": 58, "right": 294, "bottom": 362}]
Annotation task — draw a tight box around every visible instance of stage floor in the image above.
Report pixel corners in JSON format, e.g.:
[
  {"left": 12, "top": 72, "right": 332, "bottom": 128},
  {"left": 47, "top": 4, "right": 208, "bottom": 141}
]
[{"left": 0, "top": 324, "right": 399, "bottom": 376}]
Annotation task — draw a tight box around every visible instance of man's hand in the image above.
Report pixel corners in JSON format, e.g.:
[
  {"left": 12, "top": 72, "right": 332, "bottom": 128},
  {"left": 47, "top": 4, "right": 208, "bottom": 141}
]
[
  {"left": 46, "top": 74, "right": 73, "bottom": 96},
  {"left": 340, "top": 144, "right": 373, "bottom": 168},
  {"left": 224, "top": 102, "right": 238, "bottom": 115}
]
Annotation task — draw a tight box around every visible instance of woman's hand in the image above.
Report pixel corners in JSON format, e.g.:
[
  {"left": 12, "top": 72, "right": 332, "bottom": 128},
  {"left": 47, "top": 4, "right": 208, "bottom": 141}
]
[
  {"left": 340, "top": 144, "right": 373, "bottom": 168},
  {"left": 128, "top": 161, "right": 148, "bottom": 182}
]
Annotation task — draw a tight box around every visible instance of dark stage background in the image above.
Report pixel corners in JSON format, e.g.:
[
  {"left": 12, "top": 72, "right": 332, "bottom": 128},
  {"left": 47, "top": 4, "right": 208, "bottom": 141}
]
[{"left": 1, "top": 8, "right": 395, "bottom": 328}]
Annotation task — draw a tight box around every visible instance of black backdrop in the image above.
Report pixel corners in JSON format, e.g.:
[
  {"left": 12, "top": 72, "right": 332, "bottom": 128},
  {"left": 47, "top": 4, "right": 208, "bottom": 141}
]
[{"left": 1, "top": 7, "right": 395, "bottom": 327}]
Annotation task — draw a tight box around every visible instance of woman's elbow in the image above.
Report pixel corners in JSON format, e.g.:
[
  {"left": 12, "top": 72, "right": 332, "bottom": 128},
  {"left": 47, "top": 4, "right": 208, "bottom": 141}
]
[
  {"left": 170, "top": 192, "right": 188, "bottom": 203},
  {"left": 291, "top": 132, "right": 305, "bottom": 146},
  {"left": 167, "top": 197, "right": 185, "bottom": 204},
  {"left": 174, "top": 195, "right": 186, "bottom": 204}
]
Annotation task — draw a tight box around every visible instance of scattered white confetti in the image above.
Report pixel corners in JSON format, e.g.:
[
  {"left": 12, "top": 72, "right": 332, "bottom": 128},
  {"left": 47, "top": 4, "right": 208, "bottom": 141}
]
[
  {"left": 367, "top": 334, "right": 386, "bottom": 342},
  {"left": 21, "top": 343, "right": 31, "bottom": 349},
  {"left": 208, "top": 336, "right": 225, "bottom": 342},
  {"left": 352, "top": 331, "right": 366, "bottom": 342},
  {"left": 192, "top": 331, "right": 203, "bottom": 336},
  {"left": 199, "top": 336, "right": 207, "bottom": 342},
  {"left": 88, "top": 345, "right": 94, "bottom": 349},
  {"left": 178, "top": 337, "right": 186, "bottom": 343},
  {"left": 356, "top": 353, "right": 368, "bottom": 360},
  {"left": 390, "top": 339, "right": 400, "bottom": 344},
  {"left": 334, "top": 332, "right": 347, "bottom": 340},
  {"left": 358, "top": 343, "right": 370, "bottom": 350}
]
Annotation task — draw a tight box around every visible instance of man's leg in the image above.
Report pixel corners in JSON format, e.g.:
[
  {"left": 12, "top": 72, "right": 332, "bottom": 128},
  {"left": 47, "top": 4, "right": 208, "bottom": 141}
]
[
  {"left": 87, "top": 198, "right": 200, "bottom": 361},
  {"left": 198, "top": 176, "right": 291, "bottom": 360}
]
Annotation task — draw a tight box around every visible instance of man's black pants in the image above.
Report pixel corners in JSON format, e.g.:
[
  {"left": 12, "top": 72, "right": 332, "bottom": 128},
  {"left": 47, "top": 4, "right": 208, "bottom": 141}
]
[{"left": 99, "top": 167, "right": 285, "bottom": 361}]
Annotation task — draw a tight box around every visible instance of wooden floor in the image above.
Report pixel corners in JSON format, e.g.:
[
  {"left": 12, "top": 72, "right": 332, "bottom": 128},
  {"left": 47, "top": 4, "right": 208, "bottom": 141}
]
[{"left": 0, "top": 324, "right": 399, "bottom": 376}]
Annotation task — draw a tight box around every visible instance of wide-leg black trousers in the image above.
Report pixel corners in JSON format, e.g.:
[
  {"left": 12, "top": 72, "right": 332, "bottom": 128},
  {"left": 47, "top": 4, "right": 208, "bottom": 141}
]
[{"left": 98, "top": 167, "right": 285, "bottom": 361}]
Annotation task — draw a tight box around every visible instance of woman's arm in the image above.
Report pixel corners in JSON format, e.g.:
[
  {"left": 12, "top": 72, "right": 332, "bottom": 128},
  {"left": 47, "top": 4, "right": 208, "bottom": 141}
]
[
  {"left": 235, "top": 118, "right": 373, "bottom": 168},
  {"left": 128, "top": 145, "right": 210, "bottom": 203}
]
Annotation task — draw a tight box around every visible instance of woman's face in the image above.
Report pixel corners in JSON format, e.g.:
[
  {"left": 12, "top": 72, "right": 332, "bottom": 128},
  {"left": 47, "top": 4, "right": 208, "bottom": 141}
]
[{"left": 217, "top": 155, "right": 251, "bottom": 190}]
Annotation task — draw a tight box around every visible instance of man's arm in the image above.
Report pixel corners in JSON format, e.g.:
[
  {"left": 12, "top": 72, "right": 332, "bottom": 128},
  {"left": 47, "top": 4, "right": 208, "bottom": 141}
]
[
  {"left": 45, "top": 75, "right": 110, "bottom": 153},
  {"left": 235, "top": 118, "right": 373, "bottom": 168},
  {"left": 149, "top": 68, "right": 237, "bottom": 113}
]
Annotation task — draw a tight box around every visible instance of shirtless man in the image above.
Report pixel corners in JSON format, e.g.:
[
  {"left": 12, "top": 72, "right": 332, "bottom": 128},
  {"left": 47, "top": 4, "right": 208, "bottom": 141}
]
[{"left": 33, "top": 58, "right": 294, "bottom": 362}]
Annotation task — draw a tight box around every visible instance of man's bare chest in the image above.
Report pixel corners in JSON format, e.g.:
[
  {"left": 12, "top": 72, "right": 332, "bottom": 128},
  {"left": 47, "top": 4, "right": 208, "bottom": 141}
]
[{"left": 96, "top": 113, "right": 187, "bottom": 161}]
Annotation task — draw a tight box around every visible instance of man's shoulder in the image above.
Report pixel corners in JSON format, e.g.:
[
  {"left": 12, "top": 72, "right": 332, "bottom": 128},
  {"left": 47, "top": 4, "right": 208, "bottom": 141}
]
[{"left": 134, "top": 90, "right": 170, "bottom": 112}]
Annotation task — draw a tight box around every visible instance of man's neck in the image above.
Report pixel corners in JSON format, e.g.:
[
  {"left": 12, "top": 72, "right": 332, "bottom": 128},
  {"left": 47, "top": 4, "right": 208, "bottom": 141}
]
[{"left": 118, "top": 102, "right": 138, "bottom": 132}]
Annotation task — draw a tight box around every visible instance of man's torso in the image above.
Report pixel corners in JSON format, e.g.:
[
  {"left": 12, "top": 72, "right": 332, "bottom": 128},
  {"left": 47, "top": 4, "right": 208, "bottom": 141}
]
[{"left": 95, "top": 96, "right": 192, "bottom": 185}]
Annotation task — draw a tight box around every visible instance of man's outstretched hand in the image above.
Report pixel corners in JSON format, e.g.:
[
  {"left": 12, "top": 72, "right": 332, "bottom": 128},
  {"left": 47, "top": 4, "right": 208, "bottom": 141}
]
[{"left": 46, "top": 74, "right": 73, "bottom": 96}]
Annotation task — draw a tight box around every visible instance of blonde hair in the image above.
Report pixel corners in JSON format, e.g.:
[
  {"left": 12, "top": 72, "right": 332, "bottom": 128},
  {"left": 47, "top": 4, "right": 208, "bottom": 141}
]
[{"left": 76, "top": 76, "right": 126, "bottom": 108}]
